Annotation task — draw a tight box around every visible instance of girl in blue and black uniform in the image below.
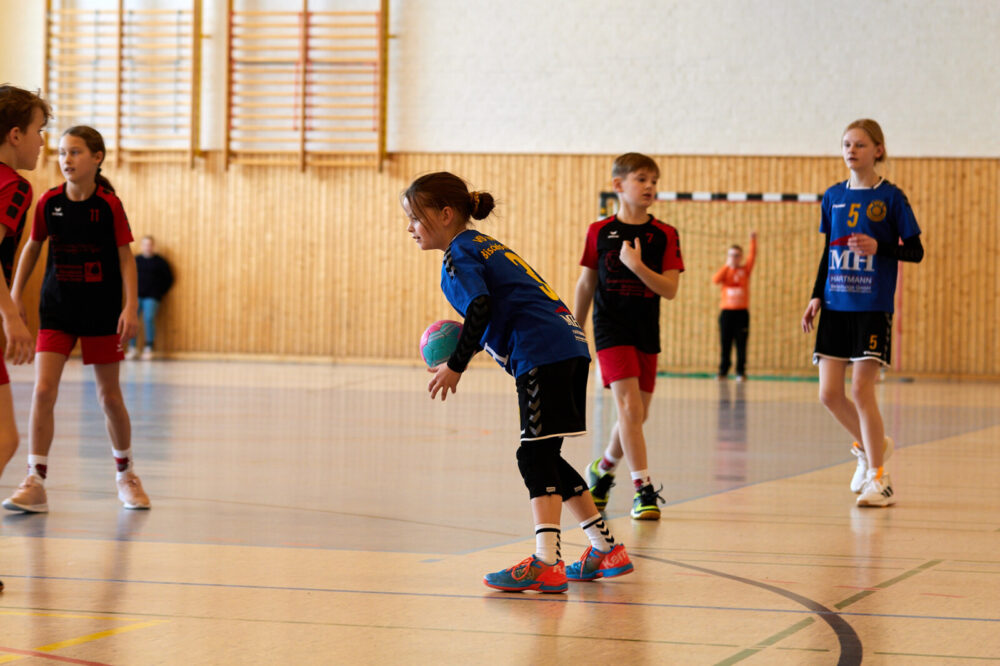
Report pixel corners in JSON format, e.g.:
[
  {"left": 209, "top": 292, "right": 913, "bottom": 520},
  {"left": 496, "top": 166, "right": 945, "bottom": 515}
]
[
  {"left": 403, "top": 171, "right": 633, "bottom": 592},
  {"left": 801, "top": 119, "right": 923, "bottom": 508}
]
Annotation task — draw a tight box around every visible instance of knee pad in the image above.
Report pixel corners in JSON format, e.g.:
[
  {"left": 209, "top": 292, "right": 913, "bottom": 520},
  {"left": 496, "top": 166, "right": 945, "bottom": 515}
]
[
  {"left": 556, "top": 457, "right": 587, "bottom": 501},
  {"left": 516, "top": 439, "right": 562, "bottom": 498}
]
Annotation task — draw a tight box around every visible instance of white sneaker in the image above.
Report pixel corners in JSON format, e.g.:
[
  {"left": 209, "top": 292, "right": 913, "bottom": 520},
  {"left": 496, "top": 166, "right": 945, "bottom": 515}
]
[
  {"left": 856, "top": 469, "right": 895, "bottom": 507},
  {"left": 117, "top": 473, "right": 151, "bottom": 509},
  {"left": 125, "top": 347, "right": 140, "bottom": 360},
  {"left": 140, "top": 347, "right": 154, "bottom": 361},
  {"left": 850, "top": 436, "right": 894, "bottom": 493}
]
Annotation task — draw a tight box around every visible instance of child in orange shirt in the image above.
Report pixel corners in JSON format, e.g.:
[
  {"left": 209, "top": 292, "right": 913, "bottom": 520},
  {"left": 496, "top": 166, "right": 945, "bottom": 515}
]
[{"left": 712, "top": 231, "right": 756, "bottom": 380}]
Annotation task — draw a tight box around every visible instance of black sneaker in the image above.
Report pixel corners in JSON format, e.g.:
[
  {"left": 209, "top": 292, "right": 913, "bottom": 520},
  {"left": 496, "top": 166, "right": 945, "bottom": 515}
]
[
  {"left": 587, "top": 459, "right": 615, "bottom": 510},
  {"left": 631, "top": 483, "right": 665, "bottom": 520}
]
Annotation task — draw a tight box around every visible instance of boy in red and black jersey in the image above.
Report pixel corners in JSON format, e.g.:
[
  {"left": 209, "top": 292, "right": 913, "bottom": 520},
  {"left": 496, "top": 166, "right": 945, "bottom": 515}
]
[
  {"left": 574, "top": 153, "right": 684, "bottom": 520},
  {"left": 0, "top": 88, "right": 48, "bottom": 560}
]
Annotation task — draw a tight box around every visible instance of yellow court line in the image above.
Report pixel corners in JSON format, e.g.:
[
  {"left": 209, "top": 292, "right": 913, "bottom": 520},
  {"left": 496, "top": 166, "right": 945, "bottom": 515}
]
[{"left": 0, "top": 621, "right": 165, "bottom": 664}]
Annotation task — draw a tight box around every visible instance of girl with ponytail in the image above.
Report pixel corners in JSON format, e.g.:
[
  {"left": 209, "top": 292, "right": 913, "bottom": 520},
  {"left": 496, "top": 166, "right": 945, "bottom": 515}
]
[
  {"left": 402, "top": 171, "right": 634, "bottom": 592},
  {"left": 3, "top": 126, "right": 150, "bottom": 514}
]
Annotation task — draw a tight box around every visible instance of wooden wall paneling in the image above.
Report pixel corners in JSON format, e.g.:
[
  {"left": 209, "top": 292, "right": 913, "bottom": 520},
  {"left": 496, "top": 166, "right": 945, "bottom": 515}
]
[{"left": 11, "top": 154, "right": 999, "bottom": 377}]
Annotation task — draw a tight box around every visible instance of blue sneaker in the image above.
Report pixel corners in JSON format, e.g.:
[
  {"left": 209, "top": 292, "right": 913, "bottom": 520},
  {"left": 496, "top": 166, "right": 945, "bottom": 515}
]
[
  {"left": 483, "top": 555, "right": 567, "bottom": 593},
  {"left": 566, "top": 544, "right": 634, "bottom": 581},
  {"left": 587, "top": 459, "right": 616, "bottom": 510}
]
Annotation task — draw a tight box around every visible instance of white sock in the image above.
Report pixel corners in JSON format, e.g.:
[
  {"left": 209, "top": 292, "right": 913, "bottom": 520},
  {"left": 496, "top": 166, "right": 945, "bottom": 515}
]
[
  {"left": 580, "top": 514, "right": 615, "bottom": 551},
  {"left": 113, "top": 448, "right": 133, "bottom": 479},
  {"left": 27, "top": 454, "right": 48, "bottom": 485},
  {"left": 599, "top": 449, "right": 620, "bottom": 472},
  {"left": 631, "top": 469, "right": 651, "bottom": 489},
  {"left": 535, "top": 524, "right": 561, "bottom": 564}
]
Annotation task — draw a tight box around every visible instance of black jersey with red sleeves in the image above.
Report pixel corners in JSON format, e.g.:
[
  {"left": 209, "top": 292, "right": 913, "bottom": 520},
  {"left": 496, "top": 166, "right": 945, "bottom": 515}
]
[
  {"left": 32, "top": 184, "right": 133, "bottom": 335},
  {"left": 580, "top": 215, "right": 685, "bottom": 353},
  {"left": 0, "top": 163, "right": 33, "bottom": 285}
]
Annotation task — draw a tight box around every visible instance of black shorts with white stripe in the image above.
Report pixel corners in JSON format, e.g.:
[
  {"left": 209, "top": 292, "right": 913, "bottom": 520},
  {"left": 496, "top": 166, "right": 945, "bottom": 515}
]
[
  {"left": 515, "top": 356, "right": 589, "bottom": 442},
  {"left": 813, "top": 309, "right": 892, "bottom": 366}
]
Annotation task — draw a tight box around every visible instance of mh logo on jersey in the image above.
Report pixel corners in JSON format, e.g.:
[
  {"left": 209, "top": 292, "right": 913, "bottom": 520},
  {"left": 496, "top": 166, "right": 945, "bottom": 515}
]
[{"left": 830, "top": 237, "right": 875, "bottom": 272}]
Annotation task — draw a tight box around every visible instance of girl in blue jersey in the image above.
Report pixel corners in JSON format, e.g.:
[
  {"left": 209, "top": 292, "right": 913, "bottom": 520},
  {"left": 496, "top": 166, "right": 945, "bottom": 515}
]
[
  {"left": 801, "top": 119, "right": 923, "bottom": 508},
  {"left": 403, "top": 171, "right": 633, "bottom": 592}
]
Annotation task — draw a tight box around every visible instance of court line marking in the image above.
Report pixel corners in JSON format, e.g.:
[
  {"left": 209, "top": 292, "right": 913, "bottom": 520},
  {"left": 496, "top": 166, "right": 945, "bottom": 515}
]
[
  {"left": 0, "top": 647, "right": 110, "bottom": 666},
  {"left": 873, "top": 651, "right": 1000, "bottom": 661},
  {"left": 705, "top": 558, "right": 945, "bottom": 665},
  {"left": 4, "top": 573, "right": 994, "bottom": 625},
  {"left": 0, "top": 621, "right": 164, "bottom": 665},
  {"left": 630, "top": 553, "right": 862, "bottom": 666},
  {"left": 0, "top": 609, "right": 148, "bottom": 621}
]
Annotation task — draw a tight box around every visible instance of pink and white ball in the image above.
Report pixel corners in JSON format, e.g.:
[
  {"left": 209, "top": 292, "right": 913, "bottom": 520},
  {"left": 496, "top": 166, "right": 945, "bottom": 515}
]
[{"left": 420, "top": 320, "right": 463, "bottom": 368}]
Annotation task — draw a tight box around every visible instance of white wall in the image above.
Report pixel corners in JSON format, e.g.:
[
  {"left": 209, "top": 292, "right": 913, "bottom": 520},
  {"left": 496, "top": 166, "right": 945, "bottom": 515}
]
[
  {"left": 387, "top": 0, "right": 1000, "bottom": 157},
  {"left": 3, "top": 0, "right": 998, "bottom": 157}
]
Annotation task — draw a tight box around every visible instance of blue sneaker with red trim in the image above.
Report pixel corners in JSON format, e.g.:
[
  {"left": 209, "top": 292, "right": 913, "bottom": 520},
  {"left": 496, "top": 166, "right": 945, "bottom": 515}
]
[
  {"left": 566, "top": 544, "right": 634, "bottom": 581},
  {"left": 483, "top": 555, "right": 567, "bottom": 593}
]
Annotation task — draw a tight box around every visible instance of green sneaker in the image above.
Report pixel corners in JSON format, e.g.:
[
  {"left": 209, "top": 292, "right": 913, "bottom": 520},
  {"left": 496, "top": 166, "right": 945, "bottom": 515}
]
[
  {"left": 631, "top": 483, "right": 665, "bottom": 520},
  {"left": 587, "top": 458, "right": 615, "bottom": 510}
]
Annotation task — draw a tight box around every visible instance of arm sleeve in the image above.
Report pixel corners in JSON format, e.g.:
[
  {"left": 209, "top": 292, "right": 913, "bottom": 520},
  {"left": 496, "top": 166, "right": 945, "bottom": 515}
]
[
  {"left": 580, "top": 224, "right": 599, "bottom": 269},
  {"left": 744, "top": 235, "right": 757, "bottom": 273},
  {"left": 876, "top": 234, "right": 924, "bottom": 263},
  {"left": 811, "top": 232, "right": 830, "bottom": 301},
  {"left": 711, "top": 265, "right": 728, "bottom": 285},
  {"left": 447, "top": 294, "right": 490, "bottom": 373},
  {"left": 30, "top": 196, "right": 48, "bottom": 241},
  {"left": 0, "top": 180, "right": 30, "bottom": 236},
  {"left": 113, "top": 199, "right": 134, "bottom": 246},
  {"left": 160, "top": 256, "right": 174, "bottom": 292}
]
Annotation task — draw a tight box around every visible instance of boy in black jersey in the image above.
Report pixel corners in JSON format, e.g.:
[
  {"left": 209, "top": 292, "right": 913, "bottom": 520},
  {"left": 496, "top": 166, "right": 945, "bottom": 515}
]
[
  {"left": 0, "top": 88, "right": 49, "bottom": 570},
  {"left": 574, "top": 153, "right": 684, "bottom": 520}
]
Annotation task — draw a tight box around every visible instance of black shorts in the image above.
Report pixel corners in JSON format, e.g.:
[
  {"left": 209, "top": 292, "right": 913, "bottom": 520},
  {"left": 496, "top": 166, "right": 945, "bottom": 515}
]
[
  {"left": 813, "top": 309, "right": 892, "bottom": 366},
  {"left": 515, "top": 356, "right": 589, "bottom": 442}
]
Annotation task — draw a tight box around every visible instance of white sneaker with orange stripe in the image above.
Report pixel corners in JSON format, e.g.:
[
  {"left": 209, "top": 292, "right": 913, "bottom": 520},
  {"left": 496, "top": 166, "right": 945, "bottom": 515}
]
[
  {"left": 850, "top": 436, "right": 894, "bottom": 493},
  {"left": 856, "top": 469, "right": 895, "bottom": 507}
]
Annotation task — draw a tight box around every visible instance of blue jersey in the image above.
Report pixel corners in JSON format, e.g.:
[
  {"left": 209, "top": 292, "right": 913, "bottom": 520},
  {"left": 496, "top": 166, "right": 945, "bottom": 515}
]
[
  {"left": 441, "top": 230, "right": 589, "bottom": 377},
  {"left": 819, "top": 179, "right": 921, "bottom": 312}
]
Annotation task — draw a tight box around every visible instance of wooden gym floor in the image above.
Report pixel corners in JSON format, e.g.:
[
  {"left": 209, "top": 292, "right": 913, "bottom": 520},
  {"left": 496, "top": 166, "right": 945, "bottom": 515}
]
[{"left": 0, "top": 359, "right": 998, "bottom": 665}]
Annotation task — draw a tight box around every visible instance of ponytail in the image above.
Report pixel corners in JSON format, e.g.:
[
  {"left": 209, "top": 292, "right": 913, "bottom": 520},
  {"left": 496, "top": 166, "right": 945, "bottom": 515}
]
[
  {"left": 403, "top": 172, "right": 495, "bottom": 227},
  {"left": 95, "top": 165, "right": 115, "bottom": 194}
]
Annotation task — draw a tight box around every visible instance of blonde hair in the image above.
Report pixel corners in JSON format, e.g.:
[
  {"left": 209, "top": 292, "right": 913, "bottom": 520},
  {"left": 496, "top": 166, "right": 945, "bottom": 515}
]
[{"left": 843, "top": 119, "right": 886, "bottom": 163}]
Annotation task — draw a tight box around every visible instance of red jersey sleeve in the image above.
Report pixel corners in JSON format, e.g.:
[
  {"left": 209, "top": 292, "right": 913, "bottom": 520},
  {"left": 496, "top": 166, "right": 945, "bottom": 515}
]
[
  {"left": 0, "top": 179, "right": 31, "bottom": 237},
  {"left": 31, "top": 190, "right": 53, "bottom": 242},
  {"left": 580, "top": 221, "right": 601, "bottom": 270},
  {"left": 111, "top": 195, "right": 134, "bottom": 247},
  {"left": 662, "top": 226, "right": 685, "bottom": 272}
]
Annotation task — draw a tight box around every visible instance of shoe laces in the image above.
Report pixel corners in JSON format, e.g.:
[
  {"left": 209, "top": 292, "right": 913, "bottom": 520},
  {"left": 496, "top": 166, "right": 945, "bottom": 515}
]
[
  {"left": 640, "top": 484, "right": 666, "bottom": 506},
  {"left": 505, "top": 556, "right": 537, "bottom": 581}
]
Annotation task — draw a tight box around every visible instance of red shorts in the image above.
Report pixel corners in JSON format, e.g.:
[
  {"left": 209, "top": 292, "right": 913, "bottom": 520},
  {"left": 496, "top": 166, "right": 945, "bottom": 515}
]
[
  {"left": 597, "top": 346, "right": 658, "bottom": 393},
  {"left": 0, "top": 356, "right": 7, "bottom": 385},
  {"left": 37, "top": 329, "right": 124, "bottom": 365}
]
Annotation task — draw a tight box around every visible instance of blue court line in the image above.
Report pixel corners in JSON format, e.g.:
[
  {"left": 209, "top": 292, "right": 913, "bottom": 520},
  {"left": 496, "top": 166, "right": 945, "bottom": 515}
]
[{"left": 0, "top": 573, "right": 996, "bottom": 624}]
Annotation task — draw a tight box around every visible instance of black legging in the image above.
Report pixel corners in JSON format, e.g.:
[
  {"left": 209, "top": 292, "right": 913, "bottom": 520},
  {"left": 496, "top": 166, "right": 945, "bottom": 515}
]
[{"left": 719, "top": 309, "right": 750, "bottom": 376}]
